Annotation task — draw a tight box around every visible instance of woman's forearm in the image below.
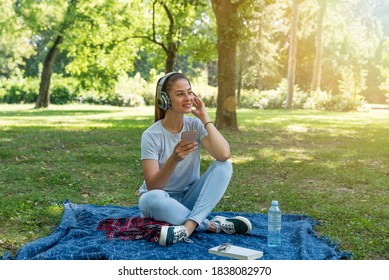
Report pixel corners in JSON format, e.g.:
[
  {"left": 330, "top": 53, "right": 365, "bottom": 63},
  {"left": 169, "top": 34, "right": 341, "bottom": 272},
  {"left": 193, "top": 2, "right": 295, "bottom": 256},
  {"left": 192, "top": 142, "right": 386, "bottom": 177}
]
[{"left": 143, "top": 157, "right": 178, "bottom": 190}]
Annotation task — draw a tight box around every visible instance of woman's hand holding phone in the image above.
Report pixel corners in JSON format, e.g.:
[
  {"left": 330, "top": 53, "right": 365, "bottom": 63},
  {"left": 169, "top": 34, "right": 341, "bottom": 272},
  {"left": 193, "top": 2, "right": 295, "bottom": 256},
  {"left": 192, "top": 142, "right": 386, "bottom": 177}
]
[{"left": 181, "top": 130, "right": 196, "bottom": 142}]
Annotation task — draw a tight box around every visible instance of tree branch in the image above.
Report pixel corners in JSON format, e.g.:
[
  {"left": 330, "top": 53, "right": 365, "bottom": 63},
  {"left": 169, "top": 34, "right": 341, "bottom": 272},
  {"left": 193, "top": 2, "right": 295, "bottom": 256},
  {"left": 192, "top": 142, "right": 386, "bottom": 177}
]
[
  {"left": 150, "top": 1, "right": 168, "bottom": 53},
  {"left": 160, "top": 1, "right": 175, "bottom": 40},
  {"left": 133, "top": 35, "right": 167, "bottom": 52}
]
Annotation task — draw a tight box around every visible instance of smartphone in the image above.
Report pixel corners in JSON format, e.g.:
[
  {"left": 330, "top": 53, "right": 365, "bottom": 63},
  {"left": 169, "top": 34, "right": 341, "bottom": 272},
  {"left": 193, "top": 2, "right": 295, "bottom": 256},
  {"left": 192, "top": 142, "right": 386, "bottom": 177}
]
[{"left": 181, "top": 130, "right": 197, "bottom": 142}]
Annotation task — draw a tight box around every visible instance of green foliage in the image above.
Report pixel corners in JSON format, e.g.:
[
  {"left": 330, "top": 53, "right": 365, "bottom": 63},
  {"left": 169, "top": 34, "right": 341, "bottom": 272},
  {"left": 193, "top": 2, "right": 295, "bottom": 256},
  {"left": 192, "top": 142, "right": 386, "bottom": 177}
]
[
  {"left": 180, "top": 1, "right": 217, "bottom": 64},
  {"left": 319, "top": 0, "right": 386, "bottom": 100},
  {"left": 378, "top": 39, "right": 389, "bottom": 104},
  {"left": 1, "top": 0, "right": 388, "bottom": 107},
  {"left": 0, "top": 73, "right": 365, "bottom": 112},
  {"left": 129, "top": 0, "right": 216, "bottom": 73},
  {"left": 110, "top": 72, "right": 154, "bottom": 107},
  {"left": 76, "top": 73, "right": 154, "bottom": 107},
  {"left": 0, "top": 74, "right": 79, "bottom": 105},
  {"left": 13, "top": 0, "right": 67, "bottom": 32},
  {"left": 50, "top": 75, "right": 79, "bottom": 104},
  {"left": 238, "top": 78, "right": 365, "bottom": 111},
  {"left": 0, "top": 76, "right": 39, "bottom": 103},
  {"left": 240, "top": 89, "right": 284, "bottom": 109},
  {"left": 63, "top": 0, "right": 138, "bottom": 90},
  {"left": 237, "top": 0, "right": 287, "bottom": 90},
  {"left": 304, "top": 90, "right": 364, "bottom": 112},
  {"left": 240, "top": 79, "right": 306, "bottom": 109},
  {"left": 76, "top": 89, "right": 111, "bottom": 105},
  {"left": 0, "top": 0, "right": 35, "bottom": 77}
]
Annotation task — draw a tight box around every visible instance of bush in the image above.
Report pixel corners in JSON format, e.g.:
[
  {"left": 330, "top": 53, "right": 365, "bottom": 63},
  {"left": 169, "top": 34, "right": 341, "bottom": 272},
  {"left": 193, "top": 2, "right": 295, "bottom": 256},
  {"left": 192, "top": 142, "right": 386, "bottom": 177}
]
[
  {"left": 110, "top": 73, "right": 146, "bottom": 107},
  {"left": 0, "top": 75, "right": 79, "bottom": 105},
  {"left": 77, "top": 72, "right": 150, "bottom": 107},
  {"left": 240, "top": 79, "right": 308, "bottom": 109},
  {"left": 383, "top": 74, "right": 389, "bottom": 104},
  {"left": 304, "top": 90, "right": 364, "bottom": 111},
  {"left": 77, "top": 89, "right": 113, "bottom": 105},
  {"left": 50, "top": 75, "right": 79, "bottom": 104},
  {"left": 303, "top": 90, "right": 331, "bottom": 110},
  {"left": 0, "top": 76, "right": 39, "bottom": 103},
  {"left": 239, "top": 90, "right": 268, "bottom": 109},
  {"left": 238, "top": 78, "right": 363, "bottom": 112},
  {"left": 0, "top": 73, "right": 366, "bottom": 112}
]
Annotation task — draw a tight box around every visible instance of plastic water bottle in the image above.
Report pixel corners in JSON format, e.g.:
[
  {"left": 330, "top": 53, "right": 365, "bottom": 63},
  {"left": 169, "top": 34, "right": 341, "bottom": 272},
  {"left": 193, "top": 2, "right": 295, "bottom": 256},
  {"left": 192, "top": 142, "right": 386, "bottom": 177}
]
[{"left": 268, "top": 200, "right": 281, "bottom": 247}]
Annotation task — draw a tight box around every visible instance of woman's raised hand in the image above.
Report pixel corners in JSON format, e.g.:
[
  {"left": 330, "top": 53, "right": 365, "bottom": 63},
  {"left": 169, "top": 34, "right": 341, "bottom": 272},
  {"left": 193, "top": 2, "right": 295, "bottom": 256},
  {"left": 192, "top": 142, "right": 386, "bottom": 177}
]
[{"left": 191, "top": 92, "right": 207, "bottom": 119}]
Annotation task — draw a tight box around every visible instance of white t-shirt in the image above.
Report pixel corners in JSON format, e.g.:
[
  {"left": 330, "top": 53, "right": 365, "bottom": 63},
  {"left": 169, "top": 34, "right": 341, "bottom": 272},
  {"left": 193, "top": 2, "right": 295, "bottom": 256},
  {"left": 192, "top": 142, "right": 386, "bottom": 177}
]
[{"left": 138, "top": 116, "right": 208, "bottom": 195}]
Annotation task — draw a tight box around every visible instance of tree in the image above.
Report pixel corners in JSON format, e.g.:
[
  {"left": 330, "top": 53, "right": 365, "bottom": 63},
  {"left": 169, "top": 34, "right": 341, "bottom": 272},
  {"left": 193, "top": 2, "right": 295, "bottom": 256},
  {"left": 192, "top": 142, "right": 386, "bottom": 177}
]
[
  {"left": 15, "top": 0, "right": 138, "bottom": 108},
  {"left": 35, "top": 35, "right": 63, "bottom": 108},
  {"left": 132, "top": 0, "right": 215, "bottom": 73},
  {"left": 236, "top": 0, "right": 288, "bottom": 91},
  {"left": 15, "top": 0, "right": 76, "bottom": 108},
  {"left": 311, "top": 0, "right": 326, "bottom": 92},
  {"left": 135, "top": 1, "right": 179, "bottom": 73},
  {"left": 14, "top": 0, "right": 72, "bottom": 108},
  {"left": 62, "top": 0, "right": 138, "bottom": 91},
  {"left": 211, "top": 0, "right": 248, "bottom": 130},
  {"left": 323, "top": 0, "right": 384, "bottom": 103},
  {"left": 286, "top": 0, "right": 299, "bottom": 109}
]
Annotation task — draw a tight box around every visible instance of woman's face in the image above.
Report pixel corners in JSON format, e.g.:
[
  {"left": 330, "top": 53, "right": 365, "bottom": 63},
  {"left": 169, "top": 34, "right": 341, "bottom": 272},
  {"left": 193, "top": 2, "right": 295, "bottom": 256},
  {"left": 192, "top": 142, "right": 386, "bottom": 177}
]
[{"left": 168, "top": 79, "right": 193, "bottom": 113}]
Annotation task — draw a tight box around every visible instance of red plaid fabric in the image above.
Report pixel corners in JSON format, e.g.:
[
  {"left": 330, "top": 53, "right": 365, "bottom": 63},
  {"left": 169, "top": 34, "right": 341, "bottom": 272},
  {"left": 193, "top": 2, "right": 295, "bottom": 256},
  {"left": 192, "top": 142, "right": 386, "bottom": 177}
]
[{"left": 97, "top": 217, "right": 171, "bottom": 243}]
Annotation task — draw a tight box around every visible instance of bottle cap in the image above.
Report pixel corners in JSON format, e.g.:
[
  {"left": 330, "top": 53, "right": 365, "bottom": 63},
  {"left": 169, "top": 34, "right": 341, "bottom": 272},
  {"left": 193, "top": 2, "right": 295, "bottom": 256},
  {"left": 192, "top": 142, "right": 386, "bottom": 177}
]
[{"left": 271, "top": 200, "right": 278, "bottom": 205}]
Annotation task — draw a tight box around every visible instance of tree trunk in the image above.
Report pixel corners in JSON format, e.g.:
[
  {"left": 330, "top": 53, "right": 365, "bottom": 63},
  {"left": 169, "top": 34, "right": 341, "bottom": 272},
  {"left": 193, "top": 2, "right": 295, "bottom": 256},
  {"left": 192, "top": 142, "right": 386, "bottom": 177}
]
[
  {"left": 286, "top": 0, "right": 299, "bottom": 109},
  {"left": 311, "top": 0, "right": 326, "bottom": 92},
  {"left": 237, "top": 41, "right": 250, "bottom": 105},
  {"left": 216, "top": 33, "right": 238, "bottom": 130},
  {"left": 165, "top": 42, "right": 176, "bottom": 73},
  {"left": 211, "top": 0, "right": 246, "bottom": 131},
  {"left": 35, "top": 35, "right": 62, "bottom": 108},
  {"left": 236, "top": 43, "right": 244, "bottom": 107},
  {"left": 160, "top": 1, "right": 177, "bottom": 73}
]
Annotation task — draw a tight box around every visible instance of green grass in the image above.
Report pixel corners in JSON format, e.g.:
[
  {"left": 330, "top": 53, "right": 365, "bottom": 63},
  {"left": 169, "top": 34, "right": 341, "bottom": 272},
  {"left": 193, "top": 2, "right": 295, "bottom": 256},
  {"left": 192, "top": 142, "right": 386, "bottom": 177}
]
[{"left": 0, "top": 104, "right": 388, "bottom": 259}]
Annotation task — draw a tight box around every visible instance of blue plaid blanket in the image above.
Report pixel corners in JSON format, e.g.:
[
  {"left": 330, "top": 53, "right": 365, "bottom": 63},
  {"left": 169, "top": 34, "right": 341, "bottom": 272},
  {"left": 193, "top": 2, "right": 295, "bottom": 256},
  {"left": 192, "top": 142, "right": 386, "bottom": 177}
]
[{"left": 2, "top": 201, "right": 352, "bottom": 260}]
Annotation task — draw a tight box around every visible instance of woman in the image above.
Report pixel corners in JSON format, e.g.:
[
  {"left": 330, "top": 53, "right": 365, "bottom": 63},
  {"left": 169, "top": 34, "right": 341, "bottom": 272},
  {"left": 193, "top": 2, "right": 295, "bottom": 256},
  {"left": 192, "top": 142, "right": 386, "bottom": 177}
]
[{"left": 139, "top": 72, "right": 252, "bottom": 246}]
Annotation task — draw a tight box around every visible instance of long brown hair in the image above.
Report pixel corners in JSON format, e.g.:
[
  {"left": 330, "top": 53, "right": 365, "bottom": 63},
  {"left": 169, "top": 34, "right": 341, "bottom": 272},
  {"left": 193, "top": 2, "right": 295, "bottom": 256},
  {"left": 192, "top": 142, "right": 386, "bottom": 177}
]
[{"left": 154, "top": 72, "right": 190, "bottom": 122}]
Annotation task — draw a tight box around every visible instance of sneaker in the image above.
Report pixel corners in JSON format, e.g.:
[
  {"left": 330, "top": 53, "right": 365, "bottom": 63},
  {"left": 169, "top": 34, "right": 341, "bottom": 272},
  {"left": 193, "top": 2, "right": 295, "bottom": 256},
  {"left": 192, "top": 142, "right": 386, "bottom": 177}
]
[
  {"left": 159, "top": 225, "right": 192, "bottom": 246},
  {"left": 210, "top": 216, "right": 252, "bottom": 234}
]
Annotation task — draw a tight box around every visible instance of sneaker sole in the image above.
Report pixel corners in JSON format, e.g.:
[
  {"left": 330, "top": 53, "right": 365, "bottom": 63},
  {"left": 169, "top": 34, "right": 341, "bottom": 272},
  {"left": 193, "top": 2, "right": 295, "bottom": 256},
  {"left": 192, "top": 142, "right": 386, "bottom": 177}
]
[{"left": 159, "top": 226, "right": 169, "bottom": 246}]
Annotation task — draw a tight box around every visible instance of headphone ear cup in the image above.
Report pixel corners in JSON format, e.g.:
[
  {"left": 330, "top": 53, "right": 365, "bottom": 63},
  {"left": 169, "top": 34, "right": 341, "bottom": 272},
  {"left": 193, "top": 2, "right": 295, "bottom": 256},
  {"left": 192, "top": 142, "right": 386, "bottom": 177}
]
[
  {"left": 156, "top": 72, "right": 177, "bottom": 110},
  {"left": 157, "top": 91, "right": 171, "bottom": 111}
]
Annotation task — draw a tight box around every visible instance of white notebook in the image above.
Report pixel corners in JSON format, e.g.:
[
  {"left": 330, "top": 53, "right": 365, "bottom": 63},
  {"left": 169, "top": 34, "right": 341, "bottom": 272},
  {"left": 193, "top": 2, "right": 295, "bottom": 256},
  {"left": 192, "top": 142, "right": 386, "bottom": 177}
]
[{"left": 208, "top": 244, "right": 263, "bottom": 260}]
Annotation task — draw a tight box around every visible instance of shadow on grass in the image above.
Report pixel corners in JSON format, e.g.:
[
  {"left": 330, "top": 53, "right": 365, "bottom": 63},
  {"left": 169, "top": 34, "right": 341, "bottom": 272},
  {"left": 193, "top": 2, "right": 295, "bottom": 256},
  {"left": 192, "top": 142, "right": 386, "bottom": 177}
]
[{"left": 92, "top": 117, "right": 153, "bottom": 129}]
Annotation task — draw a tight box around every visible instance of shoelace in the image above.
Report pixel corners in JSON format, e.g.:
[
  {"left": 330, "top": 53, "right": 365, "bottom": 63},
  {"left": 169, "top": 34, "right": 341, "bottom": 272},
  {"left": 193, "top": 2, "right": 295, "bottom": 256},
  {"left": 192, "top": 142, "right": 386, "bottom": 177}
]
[
  {"left": 174, "top": 229, "right": 193, "bottom": 243},
  {"left": 220, "top": 221, "right": 236, "bottom": 233},
  {"left": 182, "top": 237, "right": 193, "bottom": 243},
  {"left": 220, "top": 221, "right": 234, "bottom": 229}
]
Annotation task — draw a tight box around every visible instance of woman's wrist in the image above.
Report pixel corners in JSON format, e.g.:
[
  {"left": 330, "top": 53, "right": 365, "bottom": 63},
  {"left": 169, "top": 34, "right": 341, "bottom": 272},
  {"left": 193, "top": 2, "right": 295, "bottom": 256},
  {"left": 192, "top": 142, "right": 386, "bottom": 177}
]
[{"left": 204, "top": 121, "right": 213, "bottom": 128}]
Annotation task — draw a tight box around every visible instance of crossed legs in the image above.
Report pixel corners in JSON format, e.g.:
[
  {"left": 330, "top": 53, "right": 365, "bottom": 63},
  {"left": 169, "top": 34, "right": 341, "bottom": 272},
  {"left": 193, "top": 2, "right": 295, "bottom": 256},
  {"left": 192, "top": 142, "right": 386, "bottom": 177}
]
[{"left": 139, "top": 160, "right": 233, "bottom": 235}]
